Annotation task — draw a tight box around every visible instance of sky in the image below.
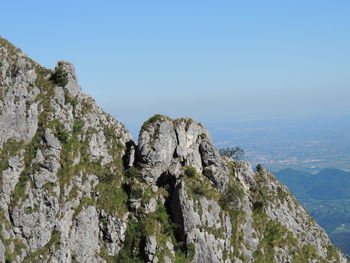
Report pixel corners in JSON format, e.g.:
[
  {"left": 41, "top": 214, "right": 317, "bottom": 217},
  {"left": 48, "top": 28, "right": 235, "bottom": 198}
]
[{"left": 1, "top": 1, "right": 349, "bottom": 137}]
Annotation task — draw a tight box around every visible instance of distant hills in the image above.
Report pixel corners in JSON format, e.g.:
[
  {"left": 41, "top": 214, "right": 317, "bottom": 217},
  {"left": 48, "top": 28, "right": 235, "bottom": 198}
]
[
  {"left": 275, "top": 168, "right": 350, "bottom": 200},
  {"left": 275, "top": 168, "right": 350, "bottom": 256}
]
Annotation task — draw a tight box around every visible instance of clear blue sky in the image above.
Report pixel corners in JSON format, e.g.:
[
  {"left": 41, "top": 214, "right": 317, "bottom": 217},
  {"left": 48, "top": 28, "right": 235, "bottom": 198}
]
[{"left": 2, "top": 1, "right": 349, "bottom": 136}]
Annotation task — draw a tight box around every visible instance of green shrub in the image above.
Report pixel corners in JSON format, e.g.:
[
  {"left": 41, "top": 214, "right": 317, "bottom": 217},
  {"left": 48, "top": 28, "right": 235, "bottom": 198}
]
[
  {"left": 72, "top": 119, "right": 84, "bottom": 134},
  {"left": 55, "top": 126, "right": 69, "bottom": 144},
  {"left": 8, "top": 64, "right": 20, "bottom": 78},
  {"left": 125, "top": 167, "right": 142, "bottom": 179},
  {"left": 95, "top": 183, "right": 128, "bottom": 215},
  {"left": 129, "top": 183, "right": 143, "bottom": 199},
  {"left": 50, "top": 64, "right": 68, "bottom": 87},
  {"left": 219, "top": 146, "right": 244, "bottom": 160},
  {"left": 256, "top": 164, "right": 264, "bottom": 172},
  {"left": 71, "top": 254, "right": 78, "bottom": 263},
  {"left": 186, "top": 243, "right": 196, "bottom": 258},
  {"left": 141, "top": 114, "right": 171, "bottom": 131},
  {"left": 326, "top": 245, "right": 340, "bottom": 261},
  {"left": 116, "top": 220, "right": 144, "bottom": 263},
  {"left": 64, "top": 90, "right": 78, "bottom": 106},
  {"left": 292, "top": 244, "right": 319, "bottom": 262},
  {"left": 192, "top": 185, "right": 205, "bottom": 196},
  {"left": 219, "top": 182, "right": 243, "bottom": 210},
  {"left": 184, "top": 166, "right": 197, "bottom": 177}
]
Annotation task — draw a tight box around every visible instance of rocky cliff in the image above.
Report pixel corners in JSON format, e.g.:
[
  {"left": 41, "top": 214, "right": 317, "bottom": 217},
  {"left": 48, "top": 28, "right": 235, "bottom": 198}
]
[{"left": 0, "top": 37, "right": 347, "bottom": 263}]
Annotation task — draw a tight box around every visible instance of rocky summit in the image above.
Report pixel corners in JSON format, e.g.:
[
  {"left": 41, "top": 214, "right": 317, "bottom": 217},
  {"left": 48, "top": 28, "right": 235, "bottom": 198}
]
[{"left": 0, "top": 37, "right": 347, "bottom": 263}]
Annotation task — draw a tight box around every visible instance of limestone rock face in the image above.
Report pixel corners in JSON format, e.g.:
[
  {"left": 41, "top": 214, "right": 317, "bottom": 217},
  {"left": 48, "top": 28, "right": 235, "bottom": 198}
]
[
  {"left": 171, "top": 180, "right": 232, "bottom": 263},
  {"left": 0, "top": 241, "right": 4, "bottom": 263},
  {"left": 0, "top": 37, "right": 348, "bottom": 263},
  {"left": 137, "top": 116, "right": 228, "bottom": 191},
  {"left": 0, "top": 38, "right": 131, "bottom": 263}
]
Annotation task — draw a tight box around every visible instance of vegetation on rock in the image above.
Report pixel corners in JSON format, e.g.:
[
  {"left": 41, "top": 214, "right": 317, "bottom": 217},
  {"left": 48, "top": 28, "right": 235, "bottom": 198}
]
[
  {"left": 50, "top": 63, "right": 68, "bottom": 87},
  {"left": 219, "top": 146, "right": 245, "bottom": 160}
]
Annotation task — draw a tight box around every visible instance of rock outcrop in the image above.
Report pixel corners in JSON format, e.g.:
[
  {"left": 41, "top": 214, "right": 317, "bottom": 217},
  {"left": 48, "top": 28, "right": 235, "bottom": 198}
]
[
  {"left": 0, "top": 37, "right": 347, "bottom": 263},
  {"left": 137, "top": 116, "right": 228, "bottom": 191}
]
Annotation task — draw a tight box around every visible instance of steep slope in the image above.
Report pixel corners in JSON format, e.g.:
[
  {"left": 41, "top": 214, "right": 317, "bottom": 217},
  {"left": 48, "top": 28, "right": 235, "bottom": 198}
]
[
  {"left": 133, "top": 116, "right": 347, "bottom": 263},
  {"left": 0, "top": 38, "right": 347, "bottom": 263},
  {"left": 0, "top": 38, "right": 131, "bottom": 262},
  {"left": 275, "top": 168, "right": 350, "bottom": 257}
]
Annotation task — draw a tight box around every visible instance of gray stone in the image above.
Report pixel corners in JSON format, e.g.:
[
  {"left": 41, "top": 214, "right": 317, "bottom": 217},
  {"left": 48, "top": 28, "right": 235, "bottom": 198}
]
[
  {"left": 170, "top": 181, "right": 231, "bottom": 263},
  {"left": 145, "top": 235, "right": 157, "bottom": 263},
  {"left": 145, "top": 198, "right": 157, "bottom": 214},
  {"left": 0, "top": 240, "right": 5, "bottom": 263},
  {"left": 71, "top": 206, "right": 100, "bottom": 262},
  {"left": 43, "top": 129, "right": 61, "bottom": 150},
  {"left": 137, "top": 116, "right": 228, "bottom": 191}
]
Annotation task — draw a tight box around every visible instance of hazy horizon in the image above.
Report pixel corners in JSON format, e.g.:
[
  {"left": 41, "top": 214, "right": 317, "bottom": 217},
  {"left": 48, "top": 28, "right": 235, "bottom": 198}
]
[
  {"left": 207, "top": 114, "right": 350, "bottom": 172},
  {"left": 2, "top": 1, "right": 349, "bottom": 133}
]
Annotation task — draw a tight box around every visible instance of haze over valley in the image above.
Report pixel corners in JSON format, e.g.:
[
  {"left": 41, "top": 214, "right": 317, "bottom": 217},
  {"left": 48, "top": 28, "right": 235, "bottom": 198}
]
[{"left": 208, "top": 114, "right": 350, "bottom": 172}]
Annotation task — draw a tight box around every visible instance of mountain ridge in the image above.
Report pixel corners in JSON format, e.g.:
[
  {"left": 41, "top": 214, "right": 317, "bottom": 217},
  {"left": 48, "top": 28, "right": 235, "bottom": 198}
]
[
  {"left": 0, "top": 37, "right": 347, "bottom": 263},
  {"left": 276, "top": 168, "right": 350, "bottom": 200}
]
